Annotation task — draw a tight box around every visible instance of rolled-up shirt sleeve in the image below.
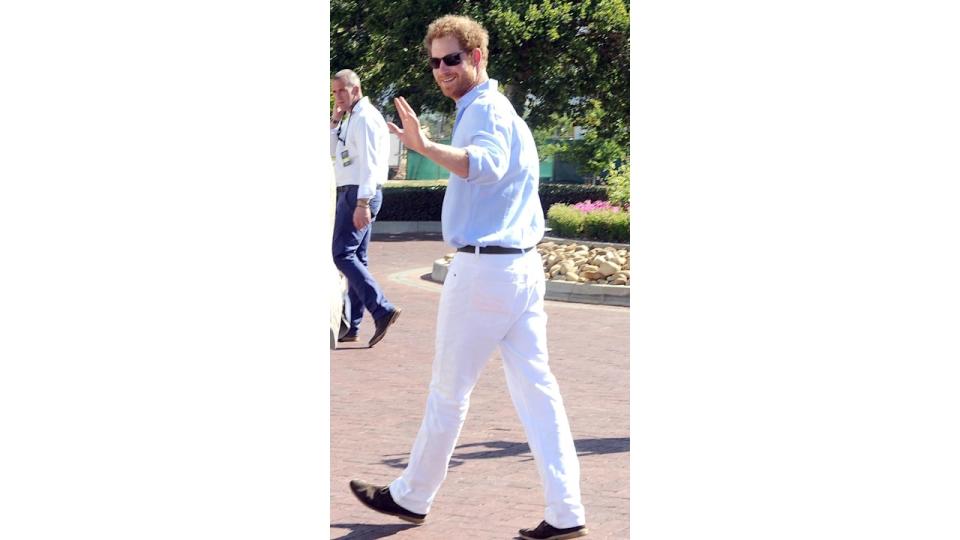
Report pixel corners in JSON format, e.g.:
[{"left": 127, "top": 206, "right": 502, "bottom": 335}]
[
  {"left": 330, "top": 126, "right": 339, "bottom": 159},
  {"left": 356, "top": 117, "right": 388, "bottom": 200},
  {"left": 462, "top": 105, "right": 511, "bottom": 185}
]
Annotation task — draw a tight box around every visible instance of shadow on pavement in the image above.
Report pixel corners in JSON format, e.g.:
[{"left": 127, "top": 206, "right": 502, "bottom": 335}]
[
  {"left": 380, "top": 437, "right": 629, "bottom": 469},
  {"left": 332, "top": 345, "right": 375, "bottom": 351},
  {"left": 329, "top": 522, "right": 418, "bottom": 539}
]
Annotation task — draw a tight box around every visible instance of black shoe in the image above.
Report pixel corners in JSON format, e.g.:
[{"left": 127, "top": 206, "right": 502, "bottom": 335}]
[
  {"left": 348, "top": 479, "right": 426, "bottom": 525},
  {"left": 338, "top": 334, "right": 358, "bottom": 343},
  {"left": 518, "top": 520, "right": 588, "bottom": 540},
  {"left": 368, "top": 308, "right": 401, "bottom": 348}
]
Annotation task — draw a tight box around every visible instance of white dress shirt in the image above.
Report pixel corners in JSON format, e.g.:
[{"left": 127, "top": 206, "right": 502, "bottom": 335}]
[{"left": 330, "top": 96, "right": 389, "bottom": 200}]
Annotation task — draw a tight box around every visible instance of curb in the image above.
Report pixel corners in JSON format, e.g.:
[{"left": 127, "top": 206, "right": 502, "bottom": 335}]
[{"left": 372, "top": 221, "right": 442, "bottom": 234}]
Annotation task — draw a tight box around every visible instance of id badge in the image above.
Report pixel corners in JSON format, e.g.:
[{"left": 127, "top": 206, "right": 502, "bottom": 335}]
[{"left": 341, "top": 149, "right": 353, "bottom": 167}]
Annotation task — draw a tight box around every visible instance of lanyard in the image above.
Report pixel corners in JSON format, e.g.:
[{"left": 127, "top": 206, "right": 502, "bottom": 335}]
[
  {"left": 337, "top": 98, "right": 362, "bottom": 146},
  {"left": 337, "top": 113, "right": 353, "bottom": 146}
]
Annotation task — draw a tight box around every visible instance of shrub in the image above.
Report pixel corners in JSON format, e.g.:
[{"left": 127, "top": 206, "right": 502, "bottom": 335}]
[
  {"left": 378, "top": 182, "right": 610, "bottom": 221},
  {"left": 605, "top": 161, "right": 630, "bottom": 208},
  {"left": 546, "top": 203, "right": 584, "bottom": 238},
  {"left": 377, "top": 185, "right": 447, "bottom": 221},
  {"left": 547, "top": 201, "right": 630, "bottom": 243},
  {"left": 538, "top": 184, "right": 610, "bottom": 217},
  {"left": 583, "top": 210, "right": 630, "bottom": 243},
  {"left": 572, "top": 199, "right": 623, "bottom": 213}
]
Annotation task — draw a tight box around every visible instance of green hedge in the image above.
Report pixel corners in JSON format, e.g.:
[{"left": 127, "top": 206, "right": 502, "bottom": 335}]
[
  {"left": 544, "top": 204, "right": 583, "bottom": 238},
  {"left": 546, "top": 204, "right": 630, "bottom": 243},
  {"left": 538, "top": 184, "right": 610, "bottom": 214},
  {"left": 376, "top": 186, "right": 447, "bottom": 221},
  {"left": 377, "top": 182, "right": 609, "bottom": 221}
]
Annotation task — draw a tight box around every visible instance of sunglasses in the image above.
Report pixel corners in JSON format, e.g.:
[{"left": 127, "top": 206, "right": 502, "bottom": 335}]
[{"left": 428, "top": 50, "right": 466, "bottom": 70}]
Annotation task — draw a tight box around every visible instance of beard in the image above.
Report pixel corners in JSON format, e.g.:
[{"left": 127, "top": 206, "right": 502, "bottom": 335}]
[{"left": 438, "top": 69, "right": 478, "bottom": 100}]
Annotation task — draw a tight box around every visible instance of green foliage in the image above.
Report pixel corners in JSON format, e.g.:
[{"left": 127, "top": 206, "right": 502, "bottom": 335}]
[
  {"left": 378, "top": 182, "right": 608, "bottom": 221},
  {"left": 546, "top": 203, "right": 584, "bottom": 238},
  {"left": 377, "top": 185, "right": 447, "bottom": 221},
  {"left": 605, "top": 161, "right": 630, "bottom": 207},
  {"left": 384, "top": 179, "right": 448, "bottom": 188},
  {"left": 547, "top": 101, "right": 629, "bottom": 179},
  {"left": 547, "top": 203, "right": 630, "bottom": 243},
  {"left": 538, "top": 183, "right": 609, "bottom": 213},
  {"left": 583, "top": 209, "right": 629, "bottom": 242},
  {"left": 332, "top": 0, "right": 629, "bottom": 178}
]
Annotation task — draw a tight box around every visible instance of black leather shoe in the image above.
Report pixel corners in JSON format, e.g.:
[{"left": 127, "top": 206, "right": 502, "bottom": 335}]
[
  {"left": 337, "top": 334, "right": 358, "bottom": 343},
  {"left": 518, "top": 520, "right": 588, "bottom": 540},
  {"left": 348, "top": 479, "right": 426, "bottom": 524},
  {"left": 368, "top": 308, "right": 401, "bottom": 348}
]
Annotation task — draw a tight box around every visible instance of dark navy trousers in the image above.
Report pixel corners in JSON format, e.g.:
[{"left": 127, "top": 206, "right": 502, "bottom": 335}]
[{"left": 332, "top": 185, "right": 394, "bottom": 333}]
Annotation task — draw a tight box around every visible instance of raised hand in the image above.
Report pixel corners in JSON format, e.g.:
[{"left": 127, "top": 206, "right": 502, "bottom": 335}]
[
  {"left": 387, "top": 96, "right": 430, "bottom": 154},
  {"left": 331, "top": 103, "right": 346, "bottom": 127}
]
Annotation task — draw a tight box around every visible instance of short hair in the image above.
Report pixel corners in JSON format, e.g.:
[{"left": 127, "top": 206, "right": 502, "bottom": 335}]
[
  {"left": 424, "top": 15, "right": 489, "bottom": 64},
  {"left": 333, "top": 69, "right": 361, "bottom": 89}
]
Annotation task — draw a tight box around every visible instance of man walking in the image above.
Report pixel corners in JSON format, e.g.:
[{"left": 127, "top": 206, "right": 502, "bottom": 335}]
[
  {"left": 330, "top": 69, "right": 401, "bottom": 347},
  {"left": 348, "top": 16, "right": 587, "bottom": 540}
]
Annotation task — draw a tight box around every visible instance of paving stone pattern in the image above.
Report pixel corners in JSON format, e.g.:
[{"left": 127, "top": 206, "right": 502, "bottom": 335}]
[{"left": 330, "top": 233, "right": 630, "bottom": 539}]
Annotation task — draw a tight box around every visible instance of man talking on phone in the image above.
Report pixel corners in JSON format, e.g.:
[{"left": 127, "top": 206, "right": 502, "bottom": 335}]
[{"left": 330, "top": 69, "right": 401, "bottom": 348}]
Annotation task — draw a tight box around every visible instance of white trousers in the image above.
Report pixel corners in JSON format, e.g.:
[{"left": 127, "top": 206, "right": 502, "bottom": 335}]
[{"left": 389, "top": 249, "right": 586, "bottom": 528}]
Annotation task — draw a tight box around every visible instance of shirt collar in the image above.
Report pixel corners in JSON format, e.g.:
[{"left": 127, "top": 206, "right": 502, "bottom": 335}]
[
  {"left": 455, "top": 78, "right": 497, "bottom": 113},
  {"left": 351, "top": 96, "right": 370, "bottom": 114}
]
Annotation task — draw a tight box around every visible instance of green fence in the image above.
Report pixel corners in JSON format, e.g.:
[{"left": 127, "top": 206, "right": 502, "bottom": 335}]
[
  {"left": 405, "top": 139, "right": 585, "bottom": 183},
  {"left": 539, "top": 154, "right": 586, "bottom": 183},
  {"left": 406, "top": 150, "right": 450, "bottom": 180}
]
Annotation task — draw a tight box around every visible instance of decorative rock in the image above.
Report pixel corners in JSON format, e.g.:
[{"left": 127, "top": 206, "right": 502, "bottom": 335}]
[
  {"left": 528, "top": 240, "right": 631, "bottom": 286},
  {"left": 598, "top": 260, "right": 621, "bottom": 277},
  {"left": 581, "top": 270, "right": 605, "bottom": 281},
  {"left": 431, "top": 240, "right": 631, "bottom": 305},
  {"left": 392, "top": 241, "right": 630, "bottom": 288}
]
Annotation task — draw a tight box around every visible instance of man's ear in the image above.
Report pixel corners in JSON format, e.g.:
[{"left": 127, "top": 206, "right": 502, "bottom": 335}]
[{"left": 472, "top": 48, "right": 483, "bottom": 68}]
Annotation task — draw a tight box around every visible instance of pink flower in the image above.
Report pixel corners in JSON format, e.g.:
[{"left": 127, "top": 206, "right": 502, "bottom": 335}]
[{"left": 572, "top": 199, "right": 623, "bottom": 213}]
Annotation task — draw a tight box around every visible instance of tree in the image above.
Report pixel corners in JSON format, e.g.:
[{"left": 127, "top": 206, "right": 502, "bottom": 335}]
[{"left": 331, "top": 0, "right": 629, "bottom": 180}]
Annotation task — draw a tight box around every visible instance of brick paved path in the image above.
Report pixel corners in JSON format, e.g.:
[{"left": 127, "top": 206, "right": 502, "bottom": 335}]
[{"left": 330, "top": 233, "right": 629, "bottom": 539}]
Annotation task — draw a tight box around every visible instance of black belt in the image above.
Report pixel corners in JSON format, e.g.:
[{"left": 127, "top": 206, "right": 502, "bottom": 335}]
[
  {"left": 336, "top": 185, "right": 383, "bottom": 193},
  {"left": 457, "top": 245, "right": 535, "bottom": 254}
]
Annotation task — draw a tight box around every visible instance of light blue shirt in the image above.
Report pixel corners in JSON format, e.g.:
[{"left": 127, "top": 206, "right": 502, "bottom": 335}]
[{"left": 441, "top": 79, "right": 545, "bottom": 249}]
